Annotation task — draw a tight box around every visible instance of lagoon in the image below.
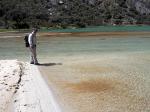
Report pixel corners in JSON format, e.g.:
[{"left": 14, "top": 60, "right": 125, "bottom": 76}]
[{"left": 0, "top": 34, "right": 150, "bottom": 61}]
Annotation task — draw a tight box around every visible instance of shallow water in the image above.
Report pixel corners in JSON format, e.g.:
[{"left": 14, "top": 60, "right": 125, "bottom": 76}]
[
  {"left": 0, "top": 35, "right": 150, "bottom": 61},
  {"left": 1, "top": 33, "right": 150, "bottom": 112},
  {"left": 37, "top": 35, "right": 150, "bottom": 112}
]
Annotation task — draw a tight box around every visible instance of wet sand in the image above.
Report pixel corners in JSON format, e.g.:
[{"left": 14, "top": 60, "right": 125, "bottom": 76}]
[
  {"left": 0, "top": 32, "right": 26, "bottom": 38},
  {"left": 1, "top": 31, "right": 150, "bottom": 38},
  {"left": 39, "top": 31, "right": 150, "bottom": 37},
  {"left": 39, "top": 52, "right": 150, "bottom": 112}
]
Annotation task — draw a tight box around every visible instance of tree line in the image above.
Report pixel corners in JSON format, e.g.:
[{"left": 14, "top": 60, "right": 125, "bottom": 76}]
[{"left": 0, "top": 0, "right": 150, "bottom": 29}]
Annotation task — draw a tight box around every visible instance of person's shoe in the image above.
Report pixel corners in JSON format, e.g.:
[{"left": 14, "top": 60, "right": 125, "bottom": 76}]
[
  {"left": 30, "top": 62, "right": 34, "bottom": 64},
  {"left": 34, "top": 63, "right": 39, "bottom": 65}
]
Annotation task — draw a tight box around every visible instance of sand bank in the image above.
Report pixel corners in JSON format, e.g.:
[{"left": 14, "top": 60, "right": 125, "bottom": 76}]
[
  {"left": 1, "top": 31, "right": 150, "bottom": 38},
  {"left": 39, "top": 31, "right": 150, "bottom": 37},
  {"left": 0, "top": 32, "right": 26, "bottom": 38},
  {"left": 0, "top": 60, "right": 60, "bottom": 112},
  {"left": 0, "top": 60, "right": 22, "bottom": 112}
]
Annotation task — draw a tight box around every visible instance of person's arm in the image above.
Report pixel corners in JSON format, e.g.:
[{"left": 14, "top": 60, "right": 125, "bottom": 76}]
[{"left": 28, "top": 33, "right": 34, "bottom": 48}]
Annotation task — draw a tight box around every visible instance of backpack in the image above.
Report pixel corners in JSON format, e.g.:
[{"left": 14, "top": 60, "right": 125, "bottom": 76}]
[{"left": 24, "top": 34, "right": 29, "bottom": 47}]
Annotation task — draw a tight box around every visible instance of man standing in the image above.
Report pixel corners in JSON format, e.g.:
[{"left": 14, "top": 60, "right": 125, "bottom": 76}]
[{"left": 28, "top": 28, "right": 39, "bottom": 65}]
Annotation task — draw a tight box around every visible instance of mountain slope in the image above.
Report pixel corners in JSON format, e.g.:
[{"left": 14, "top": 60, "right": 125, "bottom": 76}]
[{"left": 0, "top": 0, "right": 150, "bottom": 28}]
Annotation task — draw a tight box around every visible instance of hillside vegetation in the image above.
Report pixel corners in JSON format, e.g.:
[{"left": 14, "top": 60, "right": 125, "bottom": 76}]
[{"left": 0, "top": 0, "right": 150, "bottom": 29}]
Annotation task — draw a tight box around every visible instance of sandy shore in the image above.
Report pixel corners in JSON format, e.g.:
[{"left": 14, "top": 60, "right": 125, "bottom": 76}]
[
  {"left": 0, "top": 32, "right": 26, "bottom": 38},
  {"left": 0, "top": 60, "right": 22, "bottom": 112},
  {"left": 0, "top": 60, "right": 60, "bottom": 112}
]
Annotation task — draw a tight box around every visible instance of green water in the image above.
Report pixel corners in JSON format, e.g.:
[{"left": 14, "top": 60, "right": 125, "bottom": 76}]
[
  {"left": 0, "top": 35, "right": 150, "bottom": 62},
  {"left": 42, "top": 25, "right": 150, "bottom": 32}
]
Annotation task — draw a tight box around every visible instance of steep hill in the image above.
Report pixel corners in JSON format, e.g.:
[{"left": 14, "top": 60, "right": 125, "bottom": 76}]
[{"left": 0, "top": 0, "right": 150, "bottom": 29}]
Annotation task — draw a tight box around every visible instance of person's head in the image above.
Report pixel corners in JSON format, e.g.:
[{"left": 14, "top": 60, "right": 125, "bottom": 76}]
[{"left": 32, "top": 28, "right": 38, "bottom": 33}]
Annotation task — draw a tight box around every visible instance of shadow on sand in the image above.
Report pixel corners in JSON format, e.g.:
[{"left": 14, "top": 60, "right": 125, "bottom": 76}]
[{"left": 37, "top": 62, "right": 62, "bottom": 67}]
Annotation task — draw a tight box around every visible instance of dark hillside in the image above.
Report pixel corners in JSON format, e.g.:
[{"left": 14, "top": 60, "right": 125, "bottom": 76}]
[{"left": 0, "top": 0, "right": 150, "bottom": 29}]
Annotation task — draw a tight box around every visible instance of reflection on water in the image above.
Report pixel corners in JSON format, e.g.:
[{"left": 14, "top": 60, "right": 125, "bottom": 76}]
[{"left": 0, "top": 36, "right": 150, "bottom": 61}]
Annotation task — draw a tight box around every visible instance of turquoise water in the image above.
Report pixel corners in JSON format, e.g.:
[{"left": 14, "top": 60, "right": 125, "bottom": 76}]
[
  {"left": 41, "top": 26, "right": 150, "bottom": 32},
  {"left": 0, "top": 35, "right": 150, "bottom": 61}
]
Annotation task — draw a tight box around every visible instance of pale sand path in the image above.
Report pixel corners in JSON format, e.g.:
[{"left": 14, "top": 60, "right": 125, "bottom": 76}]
[
  {"left": 39, "top": 52, "right": 150, "bottom": 112},
  {"left": 13, "top": 63, "right": 61, "bottom": 112},
  {"left": 0, "top": 60, "right": 24, "bottom": 112},
  {"left": 0, "top": 60, "right": 61, "bottom": 112}
]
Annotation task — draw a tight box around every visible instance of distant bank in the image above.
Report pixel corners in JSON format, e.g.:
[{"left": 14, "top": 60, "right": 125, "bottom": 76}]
[
  {"left": 1, "top": 25, "right": 150, "bottom": 37},
  {"left": 41, "top": 25, "right": 150, "bottom": 33}
]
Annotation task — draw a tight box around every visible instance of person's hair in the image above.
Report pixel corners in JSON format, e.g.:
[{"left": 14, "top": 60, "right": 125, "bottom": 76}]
[{"left": 32, "top": 28, "right": 38, "bottom": 33}]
